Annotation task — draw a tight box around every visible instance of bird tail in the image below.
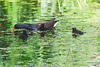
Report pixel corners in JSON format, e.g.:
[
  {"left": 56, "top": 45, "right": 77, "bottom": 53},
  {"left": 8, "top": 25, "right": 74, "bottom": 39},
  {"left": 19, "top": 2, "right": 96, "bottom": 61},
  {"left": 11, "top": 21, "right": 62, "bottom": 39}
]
[{"left": 53, "top": 20, "right": 59, "bottom": 27}]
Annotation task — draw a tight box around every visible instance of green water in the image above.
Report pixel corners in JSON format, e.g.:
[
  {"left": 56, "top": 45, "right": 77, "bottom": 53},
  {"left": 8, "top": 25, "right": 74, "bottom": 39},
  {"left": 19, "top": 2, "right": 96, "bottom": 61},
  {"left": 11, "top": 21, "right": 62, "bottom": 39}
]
[{"left": 0, "top": 0, "right": 100, "bottom": 67}]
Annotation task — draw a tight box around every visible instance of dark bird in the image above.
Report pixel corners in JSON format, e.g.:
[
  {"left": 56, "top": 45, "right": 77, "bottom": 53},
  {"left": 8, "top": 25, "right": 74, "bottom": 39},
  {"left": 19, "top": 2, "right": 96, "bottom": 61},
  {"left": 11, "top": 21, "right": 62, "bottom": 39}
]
[
  {"left": 38, "top": 23, "right": 54, "bottom": 37},
  {"left": 12, "top": 18, "right": 59, "bottom": 31},
  {"left": 72, "top": 27, "right": 84, "bottom": 38},
  {"left": 19, "top": 30, "right": 28, "bottom": 42},
  {"left": 12, "top": 23, "right": 41, "bottom": 31},
  {"left": 43, "top": 18, "right": 59, "bottom": 28},
  {"left": 38, "top": 23, "right": 53, "bottom": 31},
  {"left": 72, "top": 27, "right": 84, "bottom": 35},
  {"left": 72, "top": 34, "right": 77, "bottom": 38}
]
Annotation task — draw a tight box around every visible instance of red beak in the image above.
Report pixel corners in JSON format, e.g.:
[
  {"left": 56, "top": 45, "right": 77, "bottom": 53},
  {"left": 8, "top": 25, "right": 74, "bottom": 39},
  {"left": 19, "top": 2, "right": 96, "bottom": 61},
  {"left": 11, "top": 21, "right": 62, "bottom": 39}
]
[
  {"left": 72, "top": 27, "right": 76, "bottom": 29},
  {"left": 11, "top": 26, "right": 15, "bottom": 34},
  {"left": 12, "top": 26, "right": 15, "bottom": 31}
]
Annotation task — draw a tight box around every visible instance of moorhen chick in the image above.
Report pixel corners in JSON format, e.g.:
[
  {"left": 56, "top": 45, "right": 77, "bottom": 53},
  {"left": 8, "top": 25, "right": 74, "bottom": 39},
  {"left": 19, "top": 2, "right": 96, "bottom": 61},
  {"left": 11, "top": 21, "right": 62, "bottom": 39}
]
[
  {"left": 19, "top": 30, "right": 28, "bottom": 42},
  {"left": 72, "top": 27, "right": 84, "bottom": 35},
  {"left": 72, "top": 27, "right": 84, "bottom": 38}
]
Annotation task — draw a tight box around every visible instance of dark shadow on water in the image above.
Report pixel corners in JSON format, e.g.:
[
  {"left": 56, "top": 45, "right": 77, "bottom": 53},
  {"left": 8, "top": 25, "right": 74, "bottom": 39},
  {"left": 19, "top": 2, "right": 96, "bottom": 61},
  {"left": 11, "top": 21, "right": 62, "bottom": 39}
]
[
  {"left": 39, "top": 30, "right": 56, "bottom": 37},
  {"left": 12, "top": 29, "right": 57, "bottom": 42}
]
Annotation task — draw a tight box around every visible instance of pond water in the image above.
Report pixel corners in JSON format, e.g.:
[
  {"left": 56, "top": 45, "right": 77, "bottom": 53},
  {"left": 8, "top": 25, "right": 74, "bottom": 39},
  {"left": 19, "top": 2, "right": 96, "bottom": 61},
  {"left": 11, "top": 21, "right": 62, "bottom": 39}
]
[{"left": 0, "top": 0, "right": 100, "bottom": 67}]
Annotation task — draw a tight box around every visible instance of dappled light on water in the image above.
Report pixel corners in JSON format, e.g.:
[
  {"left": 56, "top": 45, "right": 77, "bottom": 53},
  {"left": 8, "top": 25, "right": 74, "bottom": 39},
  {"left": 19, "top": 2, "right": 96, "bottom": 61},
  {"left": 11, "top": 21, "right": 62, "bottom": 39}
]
[{"left": 0, "top": 0, "right": 100, "bottom": 67}]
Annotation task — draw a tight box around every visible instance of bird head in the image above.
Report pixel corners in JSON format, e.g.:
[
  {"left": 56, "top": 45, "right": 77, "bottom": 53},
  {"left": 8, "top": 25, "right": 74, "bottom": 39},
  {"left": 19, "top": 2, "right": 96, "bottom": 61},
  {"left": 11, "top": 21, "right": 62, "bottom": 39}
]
[
  {"left": 72, "top": 27, "right": 76, "bottom": 29},
  {"left": 12, "top": 25, "right": 15, "bottom": 31}
]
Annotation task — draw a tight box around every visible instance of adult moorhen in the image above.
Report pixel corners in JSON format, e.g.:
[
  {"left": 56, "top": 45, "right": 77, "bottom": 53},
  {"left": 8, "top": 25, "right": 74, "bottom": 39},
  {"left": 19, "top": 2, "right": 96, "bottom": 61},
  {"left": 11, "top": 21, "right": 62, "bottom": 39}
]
[
  {"left": 43, "top": 18, "right": 59, "bottom": 28},
  {"left": 38, "top": 23, "right": 54, "bottom": 37},
  {"left": 12, "top": 18, "right": 59, "bottom": 31},
  {"left": 12, "top": 23, "right": 41, "bottom": 31},
  {"left": 38, "top": 23, "right": 53, "bottom": 31}
]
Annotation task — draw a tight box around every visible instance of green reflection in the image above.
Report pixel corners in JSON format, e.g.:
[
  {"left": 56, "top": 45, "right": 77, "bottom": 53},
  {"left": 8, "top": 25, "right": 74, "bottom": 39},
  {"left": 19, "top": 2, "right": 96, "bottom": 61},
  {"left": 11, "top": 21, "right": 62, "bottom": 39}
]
[{"left": 0, "top": 0, "right": 100, "bottom": 67}]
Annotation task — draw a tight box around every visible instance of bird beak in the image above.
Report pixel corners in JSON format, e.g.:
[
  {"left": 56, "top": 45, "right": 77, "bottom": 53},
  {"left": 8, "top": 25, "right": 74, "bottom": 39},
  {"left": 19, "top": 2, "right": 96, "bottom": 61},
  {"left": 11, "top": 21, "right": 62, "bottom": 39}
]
[
  {"left": 11, "top": 26, "right": 15, "bottom": 34},
  {"left": 11, "top": 26, "right": 15, "bottom": 31}
]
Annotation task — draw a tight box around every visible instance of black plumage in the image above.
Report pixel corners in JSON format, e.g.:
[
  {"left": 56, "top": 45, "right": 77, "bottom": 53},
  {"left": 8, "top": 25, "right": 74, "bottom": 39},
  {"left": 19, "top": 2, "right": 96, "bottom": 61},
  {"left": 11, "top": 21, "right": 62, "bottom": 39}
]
[
  {"left": 72, "top": 27, "right": 84, "bottom": 35},
  {"left": 38, "top": 23, "right": 53, "bottom": 37},
  {"left": 14, "top": 23, "right": 39, "bottom": 30},
  {"left": 19, "top": 30, "right": 28, "bottom": 41},
  {"left": 12, "top": 18, "right": 59, "bottom": 31},
  {"left": 38, "top": 23, "right": 53, "bottom": 31}
]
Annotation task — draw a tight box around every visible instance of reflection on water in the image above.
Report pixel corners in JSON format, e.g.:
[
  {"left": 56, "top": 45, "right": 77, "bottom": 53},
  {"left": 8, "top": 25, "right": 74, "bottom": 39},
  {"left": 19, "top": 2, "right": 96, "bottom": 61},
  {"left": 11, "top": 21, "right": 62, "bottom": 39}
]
[
  {"left": 0, "top": 0, "right": 99, "bottom": 67},
  {"left": 12, "top": 29, "right": 56, "bottom": 42},
  {"left": 0, "top": 0, "right": 59, "bottom": 66},
  {"left": 0, "top": 35, "right": 57, "bottom": 67},
  {"left": 0, "top": 49, "right": 9, "bottom": 66}
]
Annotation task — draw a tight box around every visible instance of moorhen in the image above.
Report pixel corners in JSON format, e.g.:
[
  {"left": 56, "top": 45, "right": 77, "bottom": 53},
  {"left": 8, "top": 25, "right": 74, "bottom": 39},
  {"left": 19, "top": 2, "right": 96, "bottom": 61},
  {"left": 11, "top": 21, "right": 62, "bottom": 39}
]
[
  {"left": 19, "top": 30, "right": 28, "bottom": 41},
  {"left": 38, "top": 23, "right": 54, "bottom": 37},
  {"left": 72, "top": 27, "right": 84, "bottom": 38},
  {"left": 38, "top": 23, "right": 53, "bottom": 31},
  {"left": 12, "top": 23, "right": 41, "bottom": 31},
  {"left": 72, "top": 27, "right": 84, "bottom": 35},
  {"left": 12, "top": 18, "right": 59, "bottom": 31},
  {"left": 43, "top": 18, "right": 59, "bottom": 28}
]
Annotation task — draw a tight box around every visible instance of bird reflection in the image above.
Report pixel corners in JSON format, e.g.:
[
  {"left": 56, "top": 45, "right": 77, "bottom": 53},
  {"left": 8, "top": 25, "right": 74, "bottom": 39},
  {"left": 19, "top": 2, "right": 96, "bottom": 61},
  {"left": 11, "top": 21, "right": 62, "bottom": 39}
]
[{"left": 12, "top": 26, "right": 56, "bottom": 41}]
